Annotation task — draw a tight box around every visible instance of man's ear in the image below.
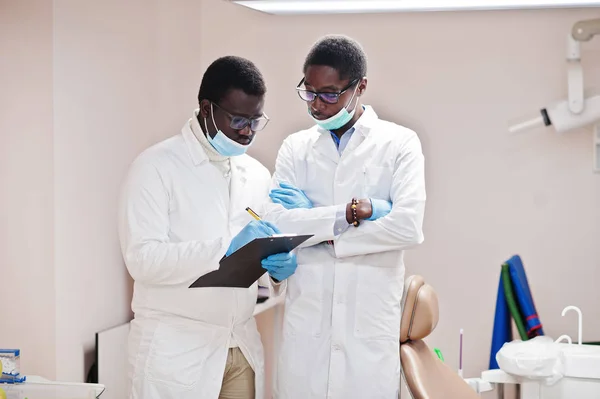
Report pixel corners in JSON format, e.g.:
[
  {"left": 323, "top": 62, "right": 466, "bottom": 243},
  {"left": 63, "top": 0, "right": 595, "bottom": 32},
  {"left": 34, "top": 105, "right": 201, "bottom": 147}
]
[
  {"left": 358, "top": 77, "right": 368, "bottom": 96},
  {"left": 199, "top": 99, "right": 211, "bottom": 119}
]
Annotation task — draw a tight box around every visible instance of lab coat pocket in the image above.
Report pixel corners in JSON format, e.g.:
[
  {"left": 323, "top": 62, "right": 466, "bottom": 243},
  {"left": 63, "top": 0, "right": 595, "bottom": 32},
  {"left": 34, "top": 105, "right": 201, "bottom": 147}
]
[
  {"left": 285, "top": 256, "right": 324, "bottom": 337},
  {"left": 354, "top": 265, "right": 402, "bottom": 340},
  {"left": 362, "top": 165, "right": 393, "bottom": 200},
  {"left": 145, "top": 321, "right": 211, "bottom": 389}
]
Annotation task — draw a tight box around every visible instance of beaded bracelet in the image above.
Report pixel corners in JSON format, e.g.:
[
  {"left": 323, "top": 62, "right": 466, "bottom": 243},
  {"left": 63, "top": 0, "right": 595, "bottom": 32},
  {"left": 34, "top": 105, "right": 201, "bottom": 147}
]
[{"left": 351, "top": 198, "right": 360, "bottom": 227}]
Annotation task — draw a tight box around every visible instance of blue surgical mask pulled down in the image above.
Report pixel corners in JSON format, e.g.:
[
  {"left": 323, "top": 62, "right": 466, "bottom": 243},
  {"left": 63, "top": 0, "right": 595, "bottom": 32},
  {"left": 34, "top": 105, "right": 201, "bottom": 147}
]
[
  {"left": 309, "top": 84, "right": 360, "bottom": 131},
  {"left": 204, "top": 103, "right": 252, "bottom": 157}
]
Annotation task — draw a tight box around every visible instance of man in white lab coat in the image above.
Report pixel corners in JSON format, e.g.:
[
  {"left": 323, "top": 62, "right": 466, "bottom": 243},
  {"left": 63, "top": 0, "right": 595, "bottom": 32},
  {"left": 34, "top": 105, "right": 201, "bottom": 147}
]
[
  {"left": 265, "top": 35, "right": 427, "bottom": 398},
  {"left": 118, "top": 56, "right": 298, "bottom": 399}
]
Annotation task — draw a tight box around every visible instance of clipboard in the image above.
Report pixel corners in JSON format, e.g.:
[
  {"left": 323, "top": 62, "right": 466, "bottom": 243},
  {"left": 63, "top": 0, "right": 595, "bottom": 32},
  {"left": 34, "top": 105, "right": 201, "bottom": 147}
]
[{"left": 189, "top": 234, "right": 313, "bottom": 289}]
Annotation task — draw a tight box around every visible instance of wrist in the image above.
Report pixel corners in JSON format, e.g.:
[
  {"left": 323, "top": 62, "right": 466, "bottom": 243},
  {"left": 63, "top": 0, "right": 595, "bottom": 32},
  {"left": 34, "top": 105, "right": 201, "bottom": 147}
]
[
  {"left": 345, "top": 198, "right": 373, "bottom": 225},
  {"left": 358, "top": 199, "right": 373, "bottom": 220}
]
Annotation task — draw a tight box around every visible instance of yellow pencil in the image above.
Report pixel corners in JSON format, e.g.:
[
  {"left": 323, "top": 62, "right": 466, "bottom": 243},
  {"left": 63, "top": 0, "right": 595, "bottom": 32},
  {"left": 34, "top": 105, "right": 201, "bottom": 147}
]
[{"left": 245, "top": 207, "right": 261, "bottom": 221}]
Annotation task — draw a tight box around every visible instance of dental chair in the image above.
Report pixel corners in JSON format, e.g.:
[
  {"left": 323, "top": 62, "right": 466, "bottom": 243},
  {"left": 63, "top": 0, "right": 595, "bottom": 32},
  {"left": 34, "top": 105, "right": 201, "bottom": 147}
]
[{"left": 400, "top": 275, "right": 480, "bottom": 399}]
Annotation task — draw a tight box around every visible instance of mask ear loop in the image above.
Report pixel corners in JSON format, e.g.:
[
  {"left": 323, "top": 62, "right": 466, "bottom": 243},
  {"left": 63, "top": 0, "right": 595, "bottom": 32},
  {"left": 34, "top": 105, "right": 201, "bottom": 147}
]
[
  {"left": 345, "top": 76, "right": 366, "bottom": 110},
  {"left": 345, "top": 82, "right": 361, "bottom": 113},
  {"left": 203, "top": 117, "right": 210, "bottom": 135},
  {"left": 202, "top": 102, "right": 220, "bottom": 138},
  {"left": 210, "top": 102, "right": 220, "bottom": 132}
]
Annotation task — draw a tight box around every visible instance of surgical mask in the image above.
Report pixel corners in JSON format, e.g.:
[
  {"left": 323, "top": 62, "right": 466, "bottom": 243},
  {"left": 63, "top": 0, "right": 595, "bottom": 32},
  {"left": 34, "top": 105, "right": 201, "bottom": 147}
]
[
  {"left": 204, "top": 103, "right": 252, "bottom": 157},
  {"left": 309, "top": 84, "right": 360, "bottom": 131}
]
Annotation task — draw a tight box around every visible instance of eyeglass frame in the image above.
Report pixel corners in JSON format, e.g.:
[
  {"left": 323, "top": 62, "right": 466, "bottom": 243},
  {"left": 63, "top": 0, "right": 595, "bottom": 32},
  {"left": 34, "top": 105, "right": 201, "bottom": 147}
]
[
  {"left": 211, "top": 101, "right": 270, "bottom": 132},
  {"left": 296, "top": 77, "right": 360, "bottom": 105}
]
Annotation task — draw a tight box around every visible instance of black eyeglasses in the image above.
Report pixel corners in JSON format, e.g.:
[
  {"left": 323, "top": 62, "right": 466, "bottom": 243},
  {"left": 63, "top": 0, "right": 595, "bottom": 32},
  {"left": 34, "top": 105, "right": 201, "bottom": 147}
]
[
  {"left": 212, "top": 102, "right": 270, "bottom": 132},
  {"left": 296, "top": 78, "right": 359, "bottom": 105}
]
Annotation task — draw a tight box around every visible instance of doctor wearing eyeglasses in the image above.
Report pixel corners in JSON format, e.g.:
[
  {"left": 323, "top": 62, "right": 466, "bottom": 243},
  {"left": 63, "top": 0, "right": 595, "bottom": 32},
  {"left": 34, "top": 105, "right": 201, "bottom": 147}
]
[
  {"left": 260, "top": 35, "right": 427, "bottom": 399},
  {"left": 119, "top": 56, "right": 298, "bottom": 399}
]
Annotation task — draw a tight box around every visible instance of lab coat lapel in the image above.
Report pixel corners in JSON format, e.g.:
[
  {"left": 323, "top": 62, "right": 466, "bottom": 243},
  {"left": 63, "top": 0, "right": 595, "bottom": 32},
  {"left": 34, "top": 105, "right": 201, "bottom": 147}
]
[
  {"left": 342, "top": 126, "right": 368, "bottom": 156},
  {"left": 229, "top": 157, "right": 248, "bottom": 217},
  {"left": 313, "top": 129, "right": 339, "bottom": 165},
  {"left": 339, "top": 106, "right": 377, "bottom": 158}
]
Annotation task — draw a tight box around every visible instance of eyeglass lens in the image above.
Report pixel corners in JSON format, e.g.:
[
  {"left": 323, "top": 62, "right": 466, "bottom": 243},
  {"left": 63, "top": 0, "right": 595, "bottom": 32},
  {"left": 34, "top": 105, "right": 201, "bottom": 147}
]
[{"left": 230, "top": 116, "right": 268, "bottom": 131}]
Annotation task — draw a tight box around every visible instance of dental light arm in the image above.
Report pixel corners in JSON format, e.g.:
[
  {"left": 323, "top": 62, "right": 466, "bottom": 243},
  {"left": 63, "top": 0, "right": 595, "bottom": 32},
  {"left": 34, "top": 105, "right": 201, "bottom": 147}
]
[
  {"left": 568, "top": 18, "right": 600, "bottom": 114},
  {"left": 572, "top": 18, "right": 600, "bottom": 42},
  {"left": 508, "top": 18, "right": 600, "bottom": 172}
]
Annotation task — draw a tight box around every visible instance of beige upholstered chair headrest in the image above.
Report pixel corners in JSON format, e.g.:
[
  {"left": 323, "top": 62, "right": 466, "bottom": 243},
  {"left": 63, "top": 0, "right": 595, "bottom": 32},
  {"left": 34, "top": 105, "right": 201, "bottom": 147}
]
[{"left": 400, "top": 275, "right": 439, "bottom": 343}]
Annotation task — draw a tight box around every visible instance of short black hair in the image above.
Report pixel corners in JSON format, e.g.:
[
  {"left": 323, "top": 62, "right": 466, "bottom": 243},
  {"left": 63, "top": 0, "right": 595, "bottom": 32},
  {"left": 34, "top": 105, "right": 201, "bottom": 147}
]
[
  {"left": 198, "top": 55, "right": 266, "bottom": 104},
  {"left": 303, "top": 35, "right": 367, "bottom": 82}
]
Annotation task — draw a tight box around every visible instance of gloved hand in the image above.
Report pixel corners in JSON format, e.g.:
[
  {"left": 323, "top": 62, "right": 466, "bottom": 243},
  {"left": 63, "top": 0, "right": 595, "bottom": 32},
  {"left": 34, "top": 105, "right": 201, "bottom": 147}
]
[
  {"left": 269, "top": 182, "right": 313, "bottom": 210},
  {"left": 226, "top": 220, "right": 281, "bottom": 257},
  {"left": 262, "top": 252, "right": 297, "bottom": 281},
  {"left": 366, "top": 198, "right": 393, "bottom": 221}
]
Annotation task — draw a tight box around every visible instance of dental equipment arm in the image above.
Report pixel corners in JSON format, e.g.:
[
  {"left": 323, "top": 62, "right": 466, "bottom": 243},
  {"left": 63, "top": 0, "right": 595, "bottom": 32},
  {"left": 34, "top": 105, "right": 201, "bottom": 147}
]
[
  {"left": 568, "top": 18, "right": 600, "bottom": 114},
  {"left": 572, "top": 18, "right": 600, "bottom": 42},
  {"left": 509, "top": 17, "right": 600, "bottom": 134},
  {"left": 508, "top": 18, "right": 600, "bottom": 172}
]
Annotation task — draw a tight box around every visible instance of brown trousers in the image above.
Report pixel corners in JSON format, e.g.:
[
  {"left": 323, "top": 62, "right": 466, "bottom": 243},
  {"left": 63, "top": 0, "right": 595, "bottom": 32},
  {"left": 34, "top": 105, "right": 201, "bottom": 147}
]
[{"left": 219, "top": 347, "right": 255, "bottom": 399}]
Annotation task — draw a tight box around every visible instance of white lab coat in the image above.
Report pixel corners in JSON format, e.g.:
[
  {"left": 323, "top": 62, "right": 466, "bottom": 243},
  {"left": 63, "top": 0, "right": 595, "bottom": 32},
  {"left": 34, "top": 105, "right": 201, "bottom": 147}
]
[
  {"left": 263, "top": 106, "right": 426, "bottom": 399},
  {"left": 118, "top": 117, "right": 282, "bottom": 399}
]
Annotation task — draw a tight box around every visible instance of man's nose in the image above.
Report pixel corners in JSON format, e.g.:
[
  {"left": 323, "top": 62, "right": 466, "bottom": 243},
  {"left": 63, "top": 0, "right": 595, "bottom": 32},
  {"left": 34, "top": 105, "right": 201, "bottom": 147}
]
[
  {"left": 239, "top": 125, "right": 252, "bottom": 136},
  {"left": 311, "top": 97, "right": 328, "bottom": 113}
]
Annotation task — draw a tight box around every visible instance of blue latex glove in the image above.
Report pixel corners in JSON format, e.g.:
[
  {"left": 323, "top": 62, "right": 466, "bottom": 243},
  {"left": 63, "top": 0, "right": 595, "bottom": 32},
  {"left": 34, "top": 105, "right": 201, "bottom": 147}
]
[
  {"left": 262, "top": 252, "right": 297, "bottom": 281},
  {"left": 366, "top": 198, "right": 393, "bottom": 221},
  {"left": 226, "top": 220, "right": 281, "bottom": 257},
  {"left": 269, "top": 182, "right": 313, "bottom": 210}
]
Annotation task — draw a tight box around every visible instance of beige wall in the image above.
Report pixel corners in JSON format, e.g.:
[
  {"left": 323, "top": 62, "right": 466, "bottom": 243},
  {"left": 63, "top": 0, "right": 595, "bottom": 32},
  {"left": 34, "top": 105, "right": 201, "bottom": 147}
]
[
  {"left": 0, "top": 0, "right": 56, "bottom": 379},
  {"left": 2, "top": 0, "right": 600, "bottom": 396},
  {"left": 51, "top": 0, "right": 206, "bottom": 381},
  {"left": 1, "top": 0, "right": 204, "bottom": 382}
]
